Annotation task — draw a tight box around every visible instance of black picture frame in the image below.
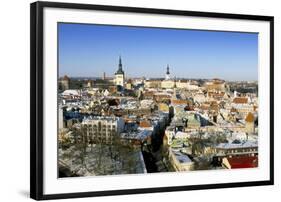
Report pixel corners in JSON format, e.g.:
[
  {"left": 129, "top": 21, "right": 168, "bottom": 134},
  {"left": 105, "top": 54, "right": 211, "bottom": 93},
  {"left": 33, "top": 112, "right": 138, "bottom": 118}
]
[{"left": 30, "top": 1, "right": 274, "bottom": 200}]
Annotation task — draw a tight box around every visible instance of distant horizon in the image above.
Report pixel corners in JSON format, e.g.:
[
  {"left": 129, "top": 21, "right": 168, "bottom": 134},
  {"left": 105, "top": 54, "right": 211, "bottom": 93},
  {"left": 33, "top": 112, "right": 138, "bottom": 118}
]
[
  {"left": 59, "top": 75, "right": 258, "bottom": 82},
  {"left": 59, "top": 23, "right": 258, "bottom": 81}
]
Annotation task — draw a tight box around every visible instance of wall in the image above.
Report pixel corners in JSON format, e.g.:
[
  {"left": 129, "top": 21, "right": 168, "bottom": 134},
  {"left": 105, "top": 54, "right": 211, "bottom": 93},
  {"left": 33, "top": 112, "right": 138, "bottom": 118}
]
[{"left": 0, "top": 0, "right": 280, "bottom": 201}]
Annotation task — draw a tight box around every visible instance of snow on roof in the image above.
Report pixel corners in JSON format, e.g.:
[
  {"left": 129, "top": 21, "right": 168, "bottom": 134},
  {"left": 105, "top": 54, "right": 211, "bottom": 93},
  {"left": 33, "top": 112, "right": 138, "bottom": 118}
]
[
  {"left": 82, "top": 116, "right": 121, "bottom": 123},
  {"left": 216, "top": 140, "right": 258, "bottom": 149},
  {"left": 174, "top": 131, "right": 189, "bottom": 138},
  {"left": 120, "top": 130, "right": 152, "bottom": 140},
  {"left": 62, "top": 89, "right": 80, "bottom": 96},
  {"left": 172, "top": 150, "right": 193, "bottom": 164}
]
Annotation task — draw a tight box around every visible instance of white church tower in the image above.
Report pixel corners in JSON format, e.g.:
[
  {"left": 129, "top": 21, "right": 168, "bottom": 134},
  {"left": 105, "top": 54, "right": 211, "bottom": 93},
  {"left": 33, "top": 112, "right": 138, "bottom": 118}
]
[
  {"left": 115, "top": 56, "right": 125, "bottom": 86},
  {"left": 165, "top": 64, "right": 170, "bottom": 80}
]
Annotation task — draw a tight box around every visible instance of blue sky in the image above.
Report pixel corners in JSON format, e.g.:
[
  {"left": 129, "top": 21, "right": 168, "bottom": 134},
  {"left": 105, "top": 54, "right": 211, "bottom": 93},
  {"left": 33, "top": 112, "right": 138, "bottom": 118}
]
[{"left": 58, "top": 23, "right": 258, "bottom": 81}]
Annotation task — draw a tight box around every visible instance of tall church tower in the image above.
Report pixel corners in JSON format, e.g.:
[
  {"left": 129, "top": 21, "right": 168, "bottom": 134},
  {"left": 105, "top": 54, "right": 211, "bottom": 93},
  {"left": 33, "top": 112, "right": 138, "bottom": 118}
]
[
  {"left": 115, "top": 56, "right": 125, "bottom": 86},
  {"left": 165, "top": 64, "right": 170, "bottom": 80}
]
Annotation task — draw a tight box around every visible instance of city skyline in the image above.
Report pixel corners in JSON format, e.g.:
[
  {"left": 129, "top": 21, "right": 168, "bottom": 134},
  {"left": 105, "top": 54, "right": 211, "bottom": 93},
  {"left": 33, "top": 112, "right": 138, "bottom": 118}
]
[
  {"left": 58, "top": 23, "right": 259, "bottom": 177},
  {"left": 58, "top": 23, "right": 258, "bottom": 81}
]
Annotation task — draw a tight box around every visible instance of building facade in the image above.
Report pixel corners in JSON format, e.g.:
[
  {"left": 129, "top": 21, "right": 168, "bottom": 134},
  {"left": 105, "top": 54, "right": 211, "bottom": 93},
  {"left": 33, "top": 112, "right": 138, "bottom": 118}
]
[{"left": 82, "top": 116, "right": 125, "bottom": 144}]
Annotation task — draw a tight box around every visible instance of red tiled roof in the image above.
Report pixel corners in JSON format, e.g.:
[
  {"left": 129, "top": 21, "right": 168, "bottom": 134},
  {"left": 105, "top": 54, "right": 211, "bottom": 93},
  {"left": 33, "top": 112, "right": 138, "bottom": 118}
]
[
  {"left": 139, "top": 120, "right": 152, "bottom": 128},
  {"left": 233, "top": 97, "right": 248, "bottom": 104},
  {"left": 171, "top": 99, "right": 187, "bottom": 105},
  {"left": 227, "top": 156, "right": 258, "bottom": 169}
]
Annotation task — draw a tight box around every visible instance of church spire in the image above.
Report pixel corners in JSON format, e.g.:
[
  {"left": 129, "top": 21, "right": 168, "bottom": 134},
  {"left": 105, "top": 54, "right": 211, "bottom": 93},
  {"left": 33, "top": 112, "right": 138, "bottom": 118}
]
[
  {"left": 115, "top": 56, "right": 124, "bottom": 75},
  {"left": 166, "top": 64, "right": 170, "bottom": 75},
  {"left": 165, "top": 64, "right": 170, "bottom": 80},
  {"left": 119, "top": 56, "right": 122, "bottom": 69}
]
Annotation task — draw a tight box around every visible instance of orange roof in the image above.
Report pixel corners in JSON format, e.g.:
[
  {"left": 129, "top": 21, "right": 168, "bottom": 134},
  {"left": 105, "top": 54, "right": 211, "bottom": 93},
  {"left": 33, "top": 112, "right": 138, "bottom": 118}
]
[
  {"left": 245, "top": 112, "right": 255, "bottom": 122},
  {"left": 233, "top": 97, "right": 248, "bottom": 104},
  {"left": 171, "top": 99, "right": 187, "bottom": 105},
  {"left": 139, "top": 120, "right": 152, "bottom": 128}
]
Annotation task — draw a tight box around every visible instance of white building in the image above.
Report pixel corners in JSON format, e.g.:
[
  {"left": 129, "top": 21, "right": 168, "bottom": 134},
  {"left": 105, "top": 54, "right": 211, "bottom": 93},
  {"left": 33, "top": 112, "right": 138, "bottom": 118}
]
[
  {"left": 82, "top": 116, "right": 125, "bottom": 144},
  {"left": 169, "top": 148, "right": 195, "bottom": 171},
  {"left": 176, "top": 80, "right": 199, "bottom": 90},
  {"left": 193, "top": 92, "right": 206, "bottom": 103},
  {"left": 58, "top": 105, "right": 64, "bottom": 129},
  {"left": 231, "top": 97, "right": 255, "bottom": 117}
]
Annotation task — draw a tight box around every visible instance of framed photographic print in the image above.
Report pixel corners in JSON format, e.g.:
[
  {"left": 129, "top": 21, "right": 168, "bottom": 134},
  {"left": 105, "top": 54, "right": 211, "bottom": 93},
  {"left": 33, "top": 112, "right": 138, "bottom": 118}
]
[{"left": 30, "top": 1, "right": 274, "bottom": 200}]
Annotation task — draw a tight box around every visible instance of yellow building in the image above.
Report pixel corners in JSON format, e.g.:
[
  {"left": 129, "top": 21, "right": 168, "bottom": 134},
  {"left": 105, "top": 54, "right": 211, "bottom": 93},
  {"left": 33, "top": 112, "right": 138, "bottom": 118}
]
[
  {"left": 158, "top": 103, "right": 169, "bottom": 113},
  {"left": 161, "top": 79, "right": 175, "bottom": 89},
  {"left": 125, "top": 79, "right": 133, "bottom": 89},
  {"left": 204, "top": 78, "right": 226, "bottom": 91},
  {"left": 245, "top": 112, "right": 255, "bottom": 133},
  {"left": 144, "top": 79, "right": 161, "bottom": 88}
]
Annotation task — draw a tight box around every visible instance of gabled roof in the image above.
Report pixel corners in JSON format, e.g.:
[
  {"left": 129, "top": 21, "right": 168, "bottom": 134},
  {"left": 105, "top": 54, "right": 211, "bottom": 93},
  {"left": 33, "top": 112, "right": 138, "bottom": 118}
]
[
  {"left": 245, "top": 112, "right": 255, "bottom": 122},
  {"left": 233, "top": 97, "right": 248, "bottom": 104}
]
